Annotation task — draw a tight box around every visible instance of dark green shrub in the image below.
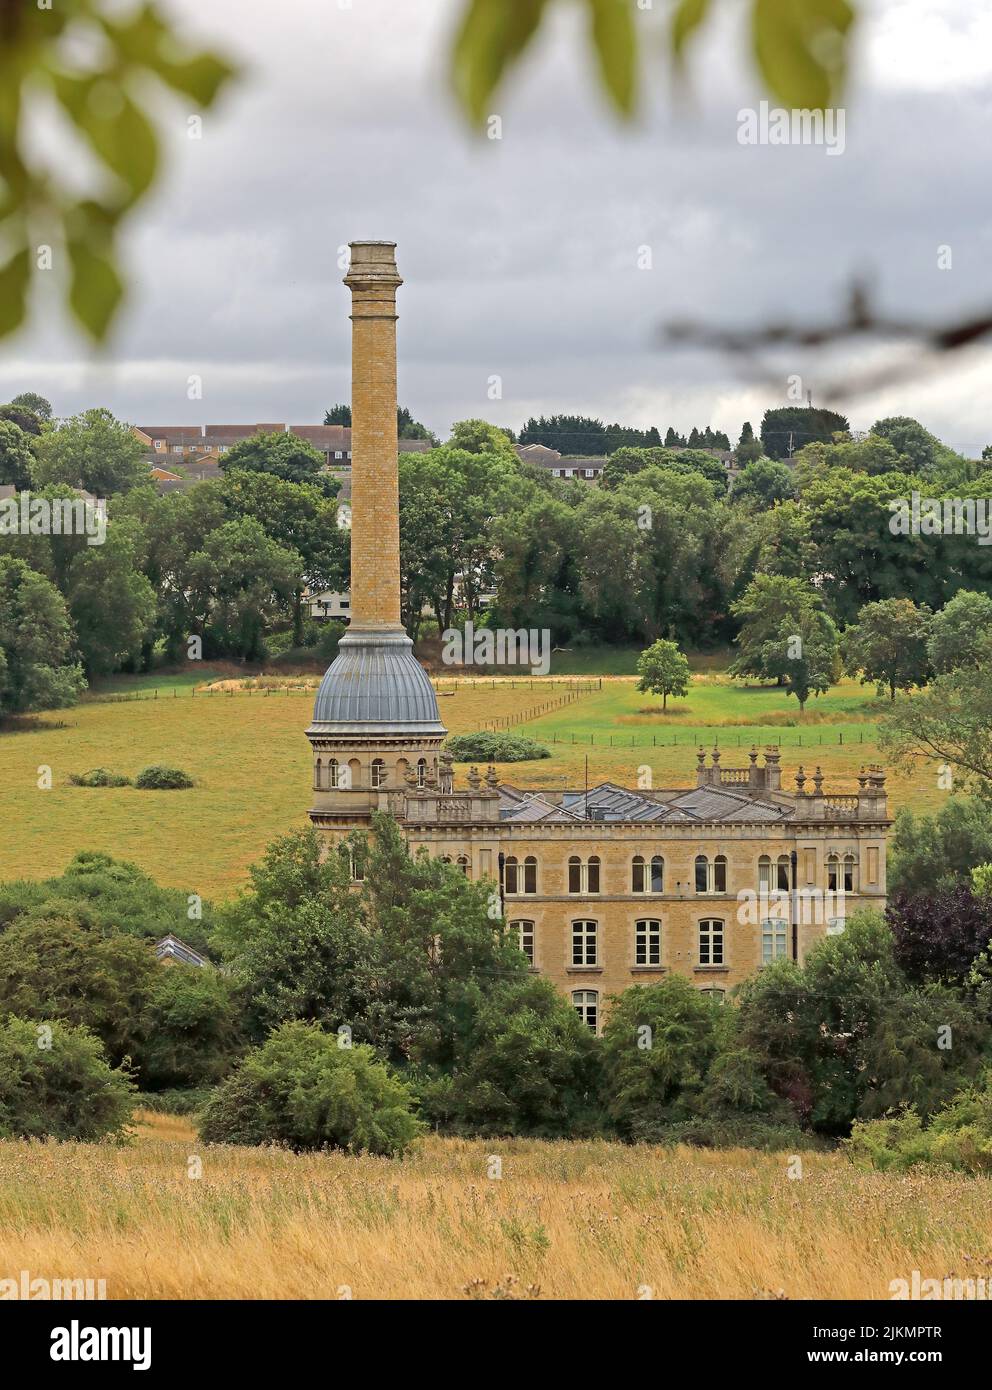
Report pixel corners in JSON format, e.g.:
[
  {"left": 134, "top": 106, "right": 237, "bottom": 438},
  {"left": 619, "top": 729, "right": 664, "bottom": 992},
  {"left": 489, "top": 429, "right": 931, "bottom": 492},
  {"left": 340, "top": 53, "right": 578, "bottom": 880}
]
[
  {"left": 136, "top": 963, "right": 243, "bottom": 1090},
  {"left": 134, "top": 765, "right": 194, "bottom": 790},
  {"left": 198, "top": 1021, "right": 422, "bottom": 1155},
  {"left": 134, "top": 1087, "right": 212, "bottom": 1116},
  {"left": 68, "top": 768, "right": 132, "bottom": 787},
  {"left": 847, "top": 1071, "right": 992, "bottom": 1175},
  {"left": 444, "top": 732, "right": 550, "bottom": 762},
  {"left": 0, "top": 1015, "right": 134, "bottom": 1141}
]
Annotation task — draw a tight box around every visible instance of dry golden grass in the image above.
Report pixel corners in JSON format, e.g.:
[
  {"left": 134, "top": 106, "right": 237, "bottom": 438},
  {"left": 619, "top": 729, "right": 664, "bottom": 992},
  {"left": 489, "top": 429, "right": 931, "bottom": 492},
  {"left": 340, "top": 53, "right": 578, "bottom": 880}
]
[{"left": 1, "top": 1117, "right": 989, "bottom": 1300}]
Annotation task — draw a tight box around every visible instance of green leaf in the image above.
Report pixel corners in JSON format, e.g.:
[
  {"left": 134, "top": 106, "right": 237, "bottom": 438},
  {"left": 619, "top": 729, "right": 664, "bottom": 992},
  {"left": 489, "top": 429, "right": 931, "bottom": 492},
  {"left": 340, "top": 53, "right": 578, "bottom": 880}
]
[
  {"left": 752, "top": 0, "right": 855, "bottom": 110},
  {"left": 588, "top": 0, "right": 638, "bottom": 115},
  {"left": 452, "top": 0, "right": 549, "bottom": 124},
  {"left": 99, "top": 4, "right": 236, "bottom": 106},
  {"left": 51, "top": 73, "right": 159, "bottom": 209},
  {"left": 671, "top": 0, "right": 711, "bottom": 61},
  {"left": 0, "top": 249, "right": 30, "bottom": 338},
  {"left": 68, "top": 237, "right": 124, "bottom": 341}
]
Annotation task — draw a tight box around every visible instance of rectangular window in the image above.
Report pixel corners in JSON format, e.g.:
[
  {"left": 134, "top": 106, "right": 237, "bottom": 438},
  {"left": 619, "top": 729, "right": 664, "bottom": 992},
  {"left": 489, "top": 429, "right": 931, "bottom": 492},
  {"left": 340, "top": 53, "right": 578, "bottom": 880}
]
[
  {"left": 572, "top": 920, "right": 597, "bottom": 967},
  {"left": 761, "top": 918, "right": 788, "bottom": 964},
  {"left": 635, "top": 919, "right": 661, "bottom": 967},
  {"left": 572, "top": 990, "right": 598, "bottom": 1032},
  {"left": 699, "top": 919, "right": 724, "bottom": 966},
  {"left": 513, "top": 921, "right": 534, "bottom": 965}
]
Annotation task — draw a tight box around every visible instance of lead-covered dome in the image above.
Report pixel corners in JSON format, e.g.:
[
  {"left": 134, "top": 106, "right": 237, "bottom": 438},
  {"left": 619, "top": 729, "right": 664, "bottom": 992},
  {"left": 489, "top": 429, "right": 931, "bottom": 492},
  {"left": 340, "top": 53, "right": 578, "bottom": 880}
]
[{"left": 309, "top": 629, "right": 445, "bottom": 734}]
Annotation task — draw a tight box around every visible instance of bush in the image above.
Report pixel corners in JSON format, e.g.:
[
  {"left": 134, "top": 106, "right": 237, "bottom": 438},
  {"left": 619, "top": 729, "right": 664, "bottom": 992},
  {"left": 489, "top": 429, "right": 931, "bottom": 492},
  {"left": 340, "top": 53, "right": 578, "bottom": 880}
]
[
  {"left": 136, "top": 963, "right": 243, "bottom": 1090},
  {"left": 444, "top": 732, "right": 550, "bottom": 763},
  {"left": 0, "top": 1015, "right": 134, "bottom": 1141},
  {"left": 847, "top": 1072, "right": 992, "bottom": 1175},
  {"left": 198, "top": 1021, "right": 422, "bottom": 1155},
  {"left": 134, "top": 765, "right": 194, "bottom": 790},
  {"left": 68, "top": 768, "right": 132, "bottom": 787}
]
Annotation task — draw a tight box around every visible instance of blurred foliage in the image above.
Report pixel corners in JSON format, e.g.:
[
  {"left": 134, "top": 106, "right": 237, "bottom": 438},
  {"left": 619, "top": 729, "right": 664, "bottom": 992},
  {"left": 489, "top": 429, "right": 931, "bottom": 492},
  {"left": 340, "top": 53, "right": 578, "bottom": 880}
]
[
  {"left": 0, "top": 0, "right": 236, "bottom": 341},
  {"left": 452, "top": 0, "right": 855, "bottom": 122}
]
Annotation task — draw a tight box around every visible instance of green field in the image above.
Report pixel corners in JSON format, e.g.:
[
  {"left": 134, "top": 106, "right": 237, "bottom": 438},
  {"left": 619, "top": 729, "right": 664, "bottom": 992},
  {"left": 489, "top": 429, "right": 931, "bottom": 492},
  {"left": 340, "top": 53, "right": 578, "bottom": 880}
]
[{"left": 0, "top": 671, "right": 943, "bottom": 901}]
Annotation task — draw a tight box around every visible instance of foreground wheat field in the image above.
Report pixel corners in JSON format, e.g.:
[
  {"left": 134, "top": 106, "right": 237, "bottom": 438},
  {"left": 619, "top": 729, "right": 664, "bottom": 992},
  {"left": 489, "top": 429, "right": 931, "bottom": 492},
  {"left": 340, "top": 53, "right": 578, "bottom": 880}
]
[{"left": 0, "top": 1113, "right": 988, "bottom": 1300}]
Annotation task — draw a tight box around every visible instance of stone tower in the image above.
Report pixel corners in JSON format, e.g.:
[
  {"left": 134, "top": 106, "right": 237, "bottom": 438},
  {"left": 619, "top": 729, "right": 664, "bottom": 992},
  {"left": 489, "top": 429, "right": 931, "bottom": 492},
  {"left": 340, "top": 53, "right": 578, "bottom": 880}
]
[{"left": 306, "top": 242, "right": 447, "bottom": 827}]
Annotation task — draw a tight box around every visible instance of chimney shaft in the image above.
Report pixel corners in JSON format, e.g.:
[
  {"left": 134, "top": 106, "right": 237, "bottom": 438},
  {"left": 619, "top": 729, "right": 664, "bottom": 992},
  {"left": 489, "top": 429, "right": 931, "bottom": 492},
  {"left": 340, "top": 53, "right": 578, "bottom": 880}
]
[{"left": 344, "top": 241, "right": 403, "bottom": 631}]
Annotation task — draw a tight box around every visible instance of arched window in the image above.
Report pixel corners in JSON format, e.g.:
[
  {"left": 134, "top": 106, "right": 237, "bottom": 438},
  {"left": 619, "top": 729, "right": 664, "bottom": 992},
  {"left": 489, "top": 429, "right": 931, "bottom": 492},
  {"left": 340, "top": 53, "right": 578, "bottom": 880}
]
[
  {"left": 843, "top": 854, "right": 856, "bottom": 893},
  {"left": 572, "top": 989, "right": 598, "bottom": 1032},
  {"left": 568, "top": 856, "right": 599, "bottom": 894},
  {"left": 698, "top": 918, "right": 724, "bottom": 966},
  {"left": 504, "top": 856, "right": 536, "bottom": 895},
  {"left": 827, "top": 854, "right": 839, "bottom": 892},
  {"left": 635, "top": 919, "right": 662, "bottom": 967},
  {"left": 714, "top": 855, "right": 727, "bottom": 893},
  {"left": 758, "top": 855, "right": 772, "bottom": 891},
  {"left": 456, "top": 854, "right": 471, "bottom": 877},
  {"left": 315, "top": 757, "right": 322, "bottom": 789},
  {"left": 371, "top": 758, "right": 387, "bottom": 788},
  {"left": 416, "top": 757, "right": 428, "bottom": 788},
  {"left": 761, "top": 918, "right": 788, "bottom": 964},
  {"left": 633, "top": 855, "right": 664, "bottom": 893},
  {"left": 571, "top": 919, "right": 598, "bottom": 967},
  {"left": 776, "top": 855, "right": 790, "bottom": 891},
  {"left": 328, "top": 757, "right": 340, "bottom": 789},
  {"left": 699, "top": 988, "right": 726, "bottom": 1004},
  {"left": 510, "top": 920, "right": 535, "bottom": 964},
  {"left": 696, "top": 856, "right": 727, "bottom": 894}
]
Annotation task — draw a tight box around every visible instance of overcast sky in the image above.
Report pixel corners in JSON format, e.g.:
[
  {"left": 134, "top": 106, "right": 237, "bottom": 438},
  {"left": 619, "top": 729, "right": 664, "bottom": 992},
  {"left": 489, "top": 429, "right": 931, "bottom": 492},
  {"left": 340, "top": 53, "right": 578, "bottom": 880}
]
[{"left": 3, "top": 0, "right": 992, "bottom": 454}]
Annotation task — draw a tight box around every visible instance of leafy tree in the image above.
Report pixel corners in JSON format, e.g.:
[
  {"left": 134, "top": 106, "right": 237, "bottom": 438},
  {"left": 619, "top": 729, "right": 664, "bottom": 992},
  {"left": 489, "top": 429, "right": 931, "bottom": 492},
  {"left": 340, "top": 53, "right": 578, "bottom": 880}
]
[
  {"left": 870, "top": 416, "right": 943, "bottom": 474},
  {"left": 65, "top": 522, "right": 156, "bottom": 676},
  {"left": 842, "top": 598, "right": 931, "bottom": 701},
  {"left": 731, "top": 458, "right": 795, "bottom": 509},
  {"left": 222, "top": 470, "right": 347, "bottom": 646},
  {"left": 8, "top": 392, "right": 52, "bottom": 421},
  {"left": 324, "top": 404, "right": 351, "bottom": 425},
  {"left": 447, "top": 418, "right": 518, "bottom": 457},
  {"left": 199, "top": 1021, "right": 422, "bottom": 1156},
  {"left": 0, "top": 419, "right": 36, "bottom": 489},
  {"left": 428, "top": 975, "right": 602, "bottom": 1137},
  {"left": 927, "top": 590, "right": 992, "bottom": 674},
  {"left": 735, "top": 420, "right": 762, "bottom": 465},
  {"left": 0, "top": 914, "right": 157, "bottom": 1067},
  {"left": 760, "top": 406, "right": 849, "bottom": 460},
  {"left": 888, "top": 799, "right": 992, "bottom": 896},
  {"left": 32, "top": 409, "right": 147, "bottom": 494},
  {"left": 887, "top": 886, "right": 992, "bottom": 986},
  {"left": 600, "top": 978, "right": 722, "bottom": 1139},
  {"left": 636, "top": 638, "right": 690, "bottom": 710},
  {"left": 219, "top": 430, "right": 329, "bottom": 488},
  {"left": 0, "top": 1016, "right": 134, "bottom": 1142},
  {"left": 184, "top": 516, "right": 300, "bottom": 660},
  {"left": 755, "top": 607, "right": 840, "bottom": 710},
  {"left": 0, "top": 556, "right": 85, "bottom": 714},
  {"left": 137, "top": 964, "right": 243, "bottom": 1091},
  {"left": 729, "top": 574, "right": 824, "bottom": 682},
  {"left": 881, "top": 649, "right": 992, "bottom": 801}
]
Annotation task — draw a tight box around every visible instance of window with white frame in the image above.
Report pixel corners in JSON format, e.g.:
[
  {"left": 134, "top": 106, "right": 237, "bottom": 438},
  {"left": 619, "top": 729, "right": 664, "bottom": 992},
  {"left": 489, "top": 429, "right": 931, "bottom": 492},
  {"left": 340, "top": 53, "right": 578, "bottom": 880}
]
[
  {"left": 371, "top": 758, "right": 387, "bottom": 788},
  {"left": 699, "top": 987, "right": 726, "bottom": 1004},
  {"left": 843, "top": 854, "right": 856, "bottom": 893},
  {"left": 698, "top": 918, "right": 724, "bottom": 966},
  {"left": 776, "top": 855, "right": 790, "bottom": 891},
  {"left": 571, "top": 919, "right": 598, "bottom": 966},
  {"left": 572, "top": 989, "right": 598, "bottom": 1031},
  {"left": 758, "top": 855, "right": 772, "bottom": 891},
  {"left": 511, "top": 920, "right": 535, "bottom": 964},
  {"left": 635, "top": 918, "right": 662, "bottom": 966},
  {"left": 761, "top": 918, "right": 788, "bottom": 964},
  {"left": 456, "top": 854, "right": 471, "bottom": 877}
]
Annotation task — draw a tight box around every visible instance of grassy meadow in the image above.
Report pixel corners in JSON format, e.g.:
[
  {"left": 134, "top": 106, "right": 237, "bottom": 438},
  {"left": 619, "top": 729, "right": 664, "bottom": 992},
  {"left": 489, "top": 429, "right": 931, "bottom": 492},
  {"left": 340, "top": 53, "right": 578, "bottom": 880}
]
[
  {"left": 0, "top": 668, "right": 943, "bottom": 899},
  {"left": 0, "top": 1112, "right": 987, "bottom": 1300}
]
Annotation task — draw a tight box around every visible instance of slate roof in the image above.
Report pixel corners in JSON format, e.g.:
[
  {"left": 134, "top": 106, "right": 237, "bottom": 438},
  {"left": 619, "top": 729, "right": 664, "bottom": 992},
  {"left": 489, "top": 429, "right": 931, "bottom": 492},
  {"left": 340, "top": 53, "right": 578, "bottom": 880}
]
[{"left": 499, "top": 780, "right": 791, "bottom": 824}]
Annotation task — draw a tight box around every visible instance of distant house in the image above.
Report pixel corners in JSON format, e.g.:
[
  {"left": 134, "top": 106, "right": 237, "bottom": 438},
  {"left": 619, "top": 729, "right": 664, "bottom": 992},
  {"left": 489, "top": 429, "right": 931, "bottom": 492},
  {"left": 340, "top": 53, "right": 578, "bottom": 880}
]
[
  {"left": 154, "top": 934, "right": 209, "bottom": 968},
  {"left": 514, "top": 444, "right": 606, "bottom": 482},
  {"left": 308, "top": 590, "right": 352, "bottom": 621}
]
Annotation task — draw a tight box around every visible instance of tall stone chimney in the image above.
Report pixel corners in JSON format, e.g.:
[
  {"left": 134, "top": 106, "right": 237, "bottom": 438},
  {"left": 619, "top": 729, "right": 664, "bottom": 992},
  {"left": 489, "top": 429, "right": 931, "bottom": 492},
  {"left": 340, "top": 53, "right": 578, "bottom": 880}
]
[
  {"left": 344, "top": 241, "right": 403, "bottom": 632},
  {"left": 306, "top": 241, "right": 446, "bottom": 828}
]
